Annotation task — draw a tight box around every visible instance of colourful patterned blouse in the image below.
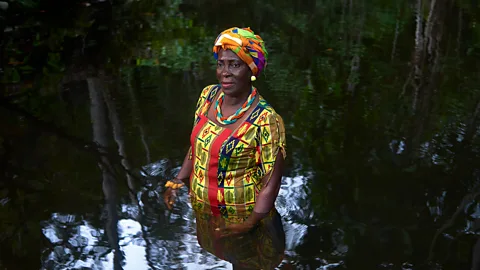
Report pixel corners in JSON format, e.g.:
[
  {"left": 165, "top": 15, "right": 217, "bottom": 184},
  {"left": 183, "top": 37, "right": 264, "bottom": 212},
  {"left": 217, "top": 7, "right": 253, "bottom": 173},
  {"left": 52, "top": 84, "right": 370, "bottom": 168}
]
[{"left": 188, "top": 84, "right": 287, "bottom": 224}]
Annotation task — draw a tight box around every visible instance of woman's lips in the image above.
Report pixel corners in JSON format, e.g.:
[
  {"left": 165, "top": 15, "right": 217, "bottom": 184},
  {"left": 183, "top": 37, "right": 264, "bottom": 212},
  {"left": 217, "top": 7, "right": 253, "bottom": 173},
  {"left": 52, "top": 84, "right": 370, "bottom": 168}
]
[{"left": 222, "top": 82, "right": 234, "bottom": 89}]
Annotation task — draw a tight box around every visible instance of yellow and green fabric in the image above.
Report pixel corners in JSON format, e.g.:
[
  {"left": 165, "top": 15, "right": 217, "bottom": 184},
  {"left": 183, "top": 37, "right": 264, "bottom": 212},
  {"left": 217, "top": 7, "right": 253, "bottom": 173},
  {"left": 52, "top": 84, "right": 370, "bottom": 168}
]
[
  {"left": 189, "top": 84, "right": 286, "bottom": 223},
  {"left": 188, "top": 84, "right": 286, "bottom": 268}
]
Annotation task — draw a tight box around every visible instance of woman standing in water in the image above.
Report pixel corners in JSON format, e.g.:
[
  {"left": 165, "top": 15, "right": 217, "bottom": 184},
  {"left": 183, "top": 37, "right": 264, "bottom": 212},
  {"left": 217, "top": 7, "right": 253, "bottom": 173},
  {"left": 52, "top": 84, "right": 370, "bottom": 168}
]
[{"left": 164, "top": 27, "right": 286, "bottom": 269}]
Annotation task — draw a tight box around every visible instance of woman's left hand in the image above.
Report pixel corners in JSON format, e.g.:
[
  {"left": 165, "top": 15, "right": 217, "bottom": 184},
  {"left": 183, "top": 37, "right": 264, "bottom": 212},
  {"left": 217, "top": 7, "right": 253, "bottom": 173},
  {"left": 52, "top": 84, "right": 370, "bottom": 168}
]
[{"left": 218, "top": 222, "right": 255, "bottom": 238}]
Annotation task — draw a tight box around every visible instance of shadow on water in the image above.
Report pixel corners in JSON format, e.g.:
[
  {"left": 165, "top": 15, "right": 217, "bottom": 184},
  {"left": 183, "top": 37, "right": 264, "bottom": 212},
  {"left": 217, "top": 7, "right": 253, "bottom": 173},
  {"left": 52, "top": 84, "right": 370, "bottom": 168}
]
[{"left": 1, "top": 0, "right": 480, "bottom": 269}]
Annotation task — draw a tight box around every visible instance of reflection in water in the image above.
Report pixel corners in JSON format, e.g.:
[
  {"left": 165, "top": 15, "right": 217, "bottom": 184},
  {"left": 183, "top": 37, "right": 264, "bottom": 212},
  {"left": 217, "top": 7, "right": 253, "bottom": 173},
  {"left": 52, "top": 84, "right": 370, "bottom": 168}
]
[
  {"left": 42, "top": 215, "right": 108, "bottom": 269},
  {"left": 193, "top": 209, "right": 285, "bottom": 269},
  {"left": 88, "top": 77, "right": 124, "bottom": 269},
  {"left": 42, "top": 160, "right": 314, "bottom": 269}
]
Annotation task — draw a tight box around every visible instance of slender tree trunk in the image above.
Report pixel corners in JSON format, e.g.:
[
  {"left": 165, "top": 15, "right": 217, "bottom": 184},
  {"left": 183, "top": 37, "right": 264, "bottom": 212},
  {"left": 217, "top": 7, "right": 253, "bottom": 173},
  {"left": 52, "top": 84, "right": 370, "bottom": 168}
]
[
  {"left": 115, "top": 74, "right": 159, "bottom": 269},
  {"left": 345, "top": 0, "right": 353, "bottom": 60},
  {"left": 407, "top": 0, "right": 447, "bottom": 159},
  {"left": 126, "top": 73, "right": 151, "bottom": 164},
  {"left": 472, "top": 233, "right": 480, "bottom": 270},
  {"left": 412, "top": 0, "right": 424, "bottom": 113},
  {"left": 102, "top": 84, "right": 136, "bottom": 204},
  {"left": 346, "top": 0, "right": 365, "bottom": 94},
  {"left": 463, "top": 99, "right": 480, "bottom": 146},
  {"left": 424, "top": 0, "right": 438, "bottom": 56},
  {"left": 391, "top": 17, "right": 400, "bottom": 62},
  {"left": 456, "top": 9, "right": 463, "bottom": 58},
  {"left": 340, "top": 0, "right": 347, "bottom": 64},
  {"left": 87, "top": 77, "right": 124, "bottom": 270},
  {"left": 340, "top": 0, "right": 347, "bottom": 35}
]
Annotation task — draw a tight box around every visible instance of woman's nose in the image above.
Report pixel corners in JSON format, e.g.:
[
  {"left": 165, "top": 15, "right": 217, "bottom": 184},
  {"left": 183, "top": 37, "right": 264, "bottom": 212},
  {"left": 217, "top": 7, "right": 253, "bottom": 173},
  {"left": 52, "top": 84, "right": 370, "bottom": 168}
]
[{"left": 221, "top": 66, "right": 231, "bottom": 76}]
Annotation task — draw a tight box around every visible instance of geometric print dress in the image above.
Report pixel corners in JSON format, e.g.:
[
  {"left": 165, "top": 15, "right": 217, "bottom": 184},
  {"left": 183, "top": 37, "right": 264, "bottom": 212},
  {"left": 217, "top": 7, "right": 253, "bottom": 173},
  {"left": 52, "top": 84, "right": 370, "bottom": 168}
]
[{"left": 188, "top": 84, "right": 287, "bottom": 268}]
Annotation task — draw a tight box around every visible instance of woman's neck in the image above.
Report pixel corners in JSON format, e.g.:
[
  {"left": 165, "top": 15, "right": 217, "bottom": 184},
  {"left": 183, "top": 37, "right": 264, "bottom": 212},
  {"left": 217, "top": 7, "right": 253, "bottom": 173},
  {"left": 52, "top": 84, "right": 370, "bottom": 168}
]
[{"left": 223, "top": 87, "right": 252, "bottom": 107}]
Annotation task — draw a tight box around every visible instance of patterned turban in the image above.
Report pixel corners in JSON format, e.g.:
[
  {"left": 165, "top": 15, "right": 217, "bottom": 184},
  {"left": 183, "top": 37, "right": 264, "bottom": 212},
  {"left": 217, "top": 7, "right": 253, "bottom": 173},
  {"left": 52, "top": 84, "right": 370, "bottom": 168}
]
[{"left": 213, "top": 27, "right": 268, "bottom": 76}]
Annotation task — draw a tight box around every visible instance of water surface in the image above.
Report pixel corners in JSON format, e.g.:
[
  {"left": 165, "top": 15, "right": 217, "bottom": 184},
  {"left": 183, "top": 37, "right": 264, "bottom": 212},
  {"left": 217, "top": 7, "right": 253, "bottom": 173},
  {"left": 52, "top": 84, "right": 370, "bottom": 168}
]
[{"left": 0, "top": 0, "right": 479, "bottom": 269}]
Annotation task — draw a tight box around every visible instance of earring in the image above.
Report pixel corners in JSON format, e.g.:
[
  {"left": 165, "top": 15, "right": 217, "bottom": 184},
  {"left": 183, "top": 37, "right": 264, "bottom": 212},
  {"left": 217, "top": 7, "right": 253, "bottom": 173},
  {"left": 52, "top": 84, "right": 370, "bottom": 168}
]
[{"left": 251, "top": 75, "right": 256, "bottom": 81}]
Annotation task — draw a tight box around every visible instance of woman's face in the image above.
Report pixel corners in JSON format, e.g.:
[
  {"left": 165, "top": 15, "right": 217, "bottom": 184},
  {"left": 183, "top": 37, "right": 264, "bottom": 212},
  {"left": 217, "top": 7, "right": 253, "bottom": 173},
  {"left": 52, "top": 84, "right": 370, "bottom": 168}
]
[{"left": 216, "top": 49, "right": 252, "bottom": 96}]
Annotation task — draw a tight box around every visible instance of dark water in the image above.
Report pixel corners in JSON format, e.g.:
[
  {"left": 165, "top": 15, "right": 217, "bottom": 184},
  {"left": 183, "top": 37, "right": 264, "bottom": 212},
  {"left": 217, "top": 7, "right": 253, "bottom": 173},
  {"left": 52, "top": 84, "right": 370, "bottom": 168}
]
[{"left": 1, "top": 0, "right": 480, "bottom": 269}]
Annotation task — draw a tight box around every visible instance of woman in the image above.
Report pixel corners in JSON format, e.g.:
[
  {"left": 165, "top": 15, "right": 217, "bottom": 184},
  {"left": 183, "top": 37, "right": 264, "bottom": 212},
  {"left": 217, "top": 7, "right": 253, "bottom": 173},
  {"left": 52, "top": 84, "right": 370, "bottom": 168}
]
[{"left": 164, "top": 27, "right": 287, "bottom": 269}]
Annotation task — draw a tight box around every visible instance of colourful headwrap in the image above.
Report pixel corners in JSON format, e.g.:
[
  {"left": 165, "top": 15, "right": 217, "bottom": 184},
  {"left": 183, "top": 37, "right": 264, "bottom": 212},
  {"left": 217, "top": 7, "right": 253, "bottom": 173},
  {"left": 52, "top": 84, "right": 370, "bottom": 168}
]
[{"left": 213, "top": 27, "right": 268, "bottom": 76}]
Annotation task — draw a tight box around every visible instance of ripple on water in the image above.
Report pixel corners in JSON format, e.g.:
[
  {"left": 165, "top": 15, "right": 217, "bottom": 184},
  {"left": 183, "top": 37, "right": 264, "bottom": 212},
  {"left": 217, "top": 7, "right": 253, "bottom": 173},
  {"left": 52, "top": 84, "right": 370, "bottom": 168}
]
[
  {"left": 276, "top": 175, "right": 312, "bottom": 250},
  {"left": 41, "top": 160, "right": 319, "bottom": 269}
]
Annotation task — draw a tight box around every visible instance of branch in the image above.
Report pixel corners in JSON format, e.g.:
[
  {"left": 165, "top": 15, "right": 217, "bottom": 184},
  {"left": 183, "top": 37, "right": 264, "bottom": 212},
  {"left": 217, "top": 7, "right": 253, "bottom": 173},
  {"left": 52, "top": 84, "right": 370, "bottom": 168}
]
[
  {"left": 0, "top": 98, "right": 149, "bottom": 182},
  {"left": 427, "top": 191, "right": 480, "bottom": 261}
]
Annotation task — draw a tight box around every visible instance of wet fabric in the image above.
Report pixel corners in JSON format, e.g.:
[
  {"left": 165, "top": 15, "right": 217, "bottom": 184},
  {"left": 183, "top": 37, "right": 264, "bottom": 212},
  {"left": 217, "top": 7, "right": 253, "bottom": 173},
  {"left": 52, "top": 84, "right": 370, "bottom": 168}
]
[
  {"left": 195, "top": 209, "right": 285, "bottom": 269},
  {"left": 188, "top": 84, "right": 286, "bottom": 268}
]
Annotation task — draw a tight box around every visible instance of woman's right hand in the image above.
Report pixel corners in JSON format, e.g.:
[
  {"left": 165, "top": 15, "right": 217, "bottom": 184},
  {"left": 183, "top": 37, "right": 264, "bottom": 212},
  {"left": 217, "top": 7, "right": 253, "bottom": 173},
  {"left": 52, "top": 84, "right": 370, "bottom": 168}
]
[
  {"left": 163, "top": 187, "right": 177, "bottom": 210},
  {"left": 163, "top": 178, "right": 185, "bottom": 210}
]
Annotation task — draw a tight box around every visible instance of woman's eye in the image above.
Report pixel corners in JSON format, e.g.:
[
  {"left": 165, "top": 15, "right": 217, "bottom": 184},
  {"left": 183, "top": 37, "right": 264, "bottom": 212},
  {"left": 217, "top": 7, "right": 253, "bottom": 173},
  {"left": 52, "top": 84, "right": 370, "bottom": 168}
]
[{"left": 231, "top": 63, "right": 240, "bottom": 68}]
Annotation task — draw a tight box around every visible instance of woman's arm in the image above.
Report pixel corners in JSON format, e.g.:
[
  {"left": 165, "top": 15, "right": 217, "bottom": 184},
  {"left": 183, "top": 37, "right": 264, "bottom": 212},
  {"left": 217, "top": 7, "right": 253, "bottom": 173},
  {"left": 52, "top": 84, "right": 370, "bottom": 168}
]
[
  {"left": 164, "top": 148, "right": 193, "bottom": 209},
  {"left": 219, "top": 151, "right": 284, "bottom": 236},
  {"left": 244, "top": 151, "right": 285, "bottom": 225},
  {"left": 219, "top": 112, "right": 286, "bottom": 236},
  {"left": 175, "top": 148, "right": 193, "bottom": 189}
]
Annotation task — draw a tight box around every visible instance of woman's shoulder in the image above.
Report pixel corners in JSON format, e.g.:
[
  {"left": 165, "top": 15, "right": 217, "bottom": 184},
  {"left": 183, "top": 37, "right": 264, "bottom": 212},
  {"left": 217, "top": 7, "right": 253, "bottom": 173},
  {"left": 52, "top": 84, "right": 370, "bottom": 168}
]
[
  {"left": 194, "top": 84, "right": 220, "bottom": 113},
  {"left": 256, "top": 96, "right": 283, "bottom": 121},
  {"left": 198, "top": 84, "right": 221, "bottom": 100},
  {"left": 254, "top": 96, "right": 287, "bottom": 153}
]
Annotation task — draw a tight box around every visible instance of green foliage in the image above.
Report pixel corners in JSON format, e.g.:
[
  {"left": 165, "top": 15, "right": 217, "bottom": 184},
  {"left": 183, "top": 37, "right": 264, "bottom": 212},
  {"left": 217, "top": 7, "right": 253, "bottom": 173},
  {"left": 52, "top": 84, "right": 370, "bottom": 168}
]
[
  {"left": 16, "top": 0, "right": 39, "bottom": 9},
  {"left": 1, "top": 0, "right": 480, "bottom": 269}
]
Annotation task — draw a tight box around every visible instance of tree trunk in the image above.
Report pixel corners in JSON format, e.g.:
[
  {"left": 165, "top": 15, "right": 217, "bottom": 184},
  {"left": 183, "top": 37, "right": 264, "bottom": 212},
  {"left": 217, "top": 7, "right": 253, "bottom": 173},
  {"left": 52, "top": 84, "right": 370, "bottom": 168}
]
[
  {"left": 102, "top": 84, "right": 137, "bottom": 204},
  {"left": 472, "top": 236, "right": 480, "bottom": 270},
  {"left": 346, "top": 0, "right": 365, "bottom": 94},
  {"left": 87, "top": 77, "right": 124, "bottom": 270},
  {"left": 391, "top": 17, "right": 400, "bottom": 62},
  {"left": 463, "top": 99, "right": 480, "bottom": 146},
  {"left": 412, "top": 0, "right": 424, "bottom": 113},
  {"left": 407, "top": 0, "right": 447, "bottom": 158},
  {"left": 456, "top": 9, "right": 463, "bottom": 59},
  {"left": 126, "top": 73, "right": 151, "bottom": 164}
]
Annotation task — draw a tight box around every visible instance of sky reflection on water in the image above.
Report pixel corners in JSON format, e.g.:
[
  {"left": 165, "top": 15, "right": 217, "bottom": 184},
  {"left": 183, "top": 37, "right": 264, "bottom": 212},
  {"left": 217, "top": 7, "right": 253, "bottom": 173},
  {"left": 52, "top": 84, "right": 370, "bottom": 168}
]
[{"left": 42, "top": 160, "right": 316, "bottom": 269}]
